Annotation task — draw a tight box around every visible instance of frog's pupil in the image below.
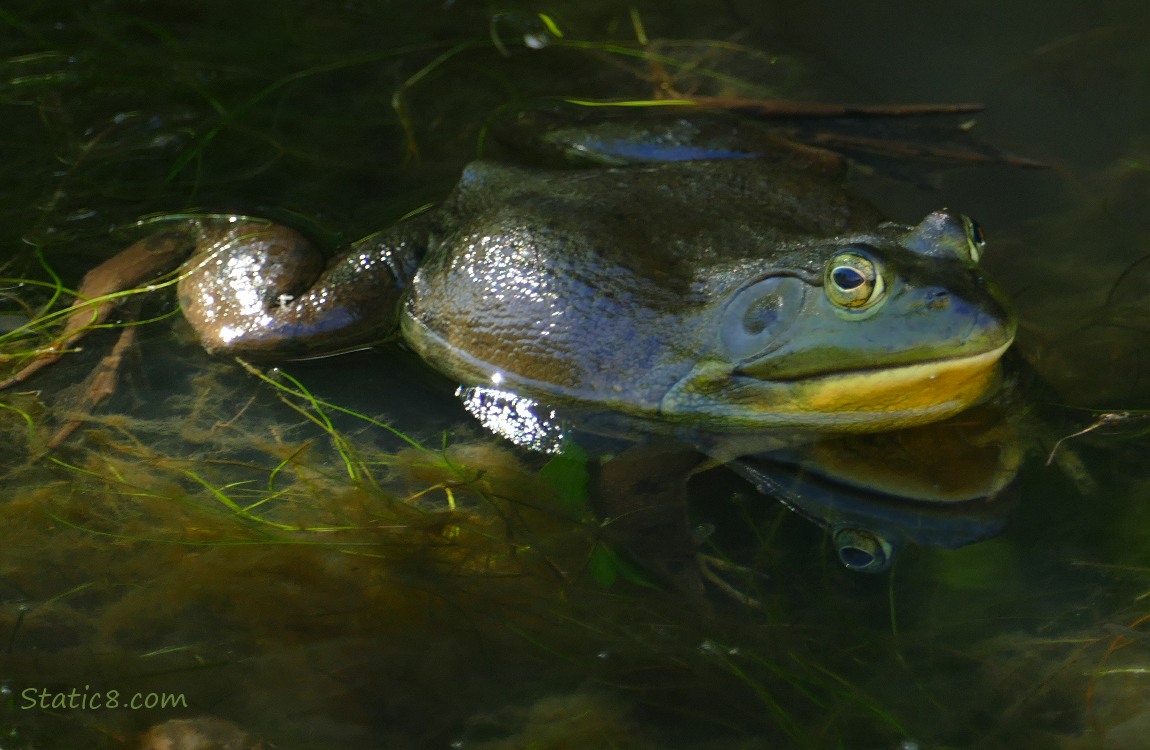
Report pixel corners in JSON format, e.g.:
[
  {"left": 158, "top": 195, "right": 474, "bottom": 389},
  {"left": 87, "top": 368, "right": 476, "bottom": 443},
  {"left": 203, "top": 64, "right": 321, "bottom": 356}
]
[
  {"left": 832, "top": 266, "right": 865, "bottom": 291},
  {"left": 970, "top": 219, "right": 986, "bottom": 246},
  {"left": 839, "top": 545, "right": 877, "bottom": 570}
]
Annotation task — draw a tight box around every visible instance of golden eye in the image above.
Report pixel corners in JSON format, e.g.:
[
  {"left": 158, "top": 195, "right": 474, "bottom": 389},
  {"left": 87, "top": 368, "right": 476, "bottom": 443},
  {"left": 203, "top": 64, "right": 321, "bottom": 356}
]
[{"left": 825, "top": 251, "right": 884, "bottom": 309}]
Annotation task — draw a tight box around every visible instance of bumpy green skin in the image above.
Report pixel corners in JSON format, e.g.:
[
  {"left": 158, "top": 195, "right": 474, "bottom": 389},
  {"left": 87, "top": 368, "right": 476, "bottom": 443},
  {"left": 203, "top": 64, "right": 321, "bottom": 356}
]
[
  {"left": 403, "top": 159, "right": 1013, "bottom": 428},
  {"left": 404, "top": 158, "right": 868, "bottom": 405},
  {"left": 177, "top": 142, "right": 1014, "bottom": 436}
]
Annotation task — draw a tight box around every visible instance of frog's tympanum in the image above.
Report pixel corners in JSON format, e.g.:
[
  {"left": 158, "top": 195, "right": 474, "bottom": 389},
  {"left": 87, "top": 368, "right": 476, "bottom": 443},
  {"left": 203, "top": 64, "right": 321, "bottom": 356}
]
[{"left": 58, "top": 112, "right": 1027, "bottom": 572}]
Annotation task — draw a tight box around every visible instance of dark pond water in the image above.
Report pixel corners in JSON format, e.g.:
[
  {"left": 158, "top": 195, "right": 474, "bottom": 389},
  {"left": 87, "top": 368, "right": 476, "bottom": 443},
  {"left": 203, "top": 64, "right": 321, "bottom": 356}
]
[{"left": 2, "top": 1, "right": 1150, "bottom": 748}]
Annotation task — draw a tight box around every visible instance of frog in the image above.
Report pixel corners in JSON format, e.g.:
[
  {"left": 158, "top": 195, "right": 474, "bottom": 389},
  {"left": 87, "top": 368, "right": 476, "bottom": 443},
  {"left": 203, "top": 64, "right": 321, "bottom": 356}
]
[
  {"left": 9, "top": 109, "right": 1021, "bottom": 573},
  {"left": 177, "top": 122, "right": 1012, "bottom": 432}
]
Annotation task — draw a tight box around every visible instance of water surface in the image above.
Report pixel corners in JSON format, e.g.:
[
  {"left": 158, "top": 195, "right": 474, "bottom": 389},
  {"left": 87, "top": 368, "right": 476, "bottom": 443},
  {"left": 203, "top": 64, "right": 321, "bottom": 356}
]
[{"left": 1, "top": 2, "right": 1149, "bottom": 748}]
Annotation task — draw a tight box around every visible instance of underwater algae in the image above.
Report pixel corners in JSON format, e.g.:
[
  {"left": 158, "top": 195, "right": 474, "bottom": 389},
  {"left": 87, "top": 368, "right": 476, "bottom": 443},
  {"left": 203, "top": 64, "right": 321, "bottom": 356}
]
[
  {"left": 0, "top": 364, "right": 606, "bottom": 745},
  {"left": 0, "top": 352, "right": 913, "bottom": 749}
]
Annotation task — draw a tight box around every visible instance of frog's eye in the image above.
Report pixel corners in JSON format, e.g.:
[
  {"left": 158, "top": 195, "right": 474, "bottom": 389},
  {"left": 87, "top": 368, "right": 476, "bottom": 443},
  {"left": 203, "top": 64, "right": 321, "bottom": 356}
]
[
  {"left": 904, "top": 211, "right": 986, "bottom": 266},
  {"left": 824, "top": 250, "right": 884, "bottom": 310},
  {"left": 832, "top": 527, "right": 893, "bottom": 572},
  {"left": 964, "top": 217, "right": 986, "bottom": 264}
]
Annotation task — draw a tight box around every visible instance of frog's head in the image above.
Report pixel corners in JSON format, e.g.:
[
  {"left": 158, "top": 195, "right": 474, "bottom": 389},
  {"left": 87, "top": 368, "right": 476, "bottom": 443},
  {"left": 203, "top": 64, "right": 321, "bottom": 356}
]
[{"left": 664, "top": 210, "right": 1016, "bottom": 432}]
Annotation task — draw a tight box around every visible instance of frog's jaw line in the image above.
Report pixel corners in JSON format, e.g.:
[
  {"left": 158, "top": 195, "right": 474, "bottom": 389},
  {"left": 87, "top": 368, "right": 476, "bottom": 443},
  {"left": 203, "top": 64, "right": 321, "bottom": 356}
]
[
  {"left": 749, "top": 339, "right": 1013, "bottom": 431},
  {"left": 661, "top": 338, "right": 1013, "bottom": 432}
]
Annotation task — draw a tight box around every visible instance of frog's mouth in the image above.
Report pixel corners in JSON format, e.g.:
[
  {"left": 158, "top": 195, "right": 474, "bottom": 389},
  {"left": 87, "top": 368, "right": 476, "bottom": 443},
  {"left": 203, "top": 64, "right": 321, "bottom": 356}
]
[
  {"left": 771, "top": 338, "right": 1013, "bottom": 417},
  {"left": 662, "top": 339, "right": 1013, "bottom": 432}
]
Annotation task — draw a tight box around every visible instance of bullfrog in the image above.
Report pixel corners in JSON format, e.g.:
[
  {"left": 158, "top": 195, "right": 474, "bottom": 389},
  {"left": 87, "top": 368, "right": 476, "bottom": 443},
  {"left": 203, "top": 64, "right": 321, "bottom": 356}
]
[
  {"left": 10, "top": 111, "right": 1021, "bottom": 572},
  {"left": 176, "top": 126, "right": 1014, "bottom": 444}
]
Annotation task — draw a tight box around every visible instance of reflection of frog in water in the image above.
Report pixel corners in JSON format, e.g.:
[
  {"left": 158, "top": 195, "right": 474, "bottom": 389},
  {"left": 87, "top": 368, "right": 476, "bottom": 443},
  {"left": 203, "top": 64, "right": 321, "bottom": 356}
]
[{"left": 11, "top": 109, "right": 1023, "bottom": 574}]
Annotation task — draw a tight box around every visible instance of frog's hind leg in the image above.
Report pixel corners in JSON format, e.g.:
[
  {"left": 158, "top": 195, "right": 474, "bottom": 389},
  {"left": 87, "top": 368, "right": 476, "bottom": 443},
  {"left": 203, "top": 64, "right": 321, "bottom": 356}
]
[
  {"left": 179, "top": 219, "right": 425, "bottom": 359},
  {"left": 0, "top": 229, "right": 191, "bottom": 390}
]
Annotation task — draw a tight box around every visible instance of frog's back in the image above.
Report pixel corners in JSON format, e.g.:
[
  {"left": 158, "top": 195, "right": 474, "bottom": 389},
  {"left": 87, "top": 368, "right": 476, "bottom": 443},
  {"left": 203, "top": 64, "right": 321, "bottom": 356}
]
[{"left": 401, "top": 159, "right": 882, "bottom": 413}]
